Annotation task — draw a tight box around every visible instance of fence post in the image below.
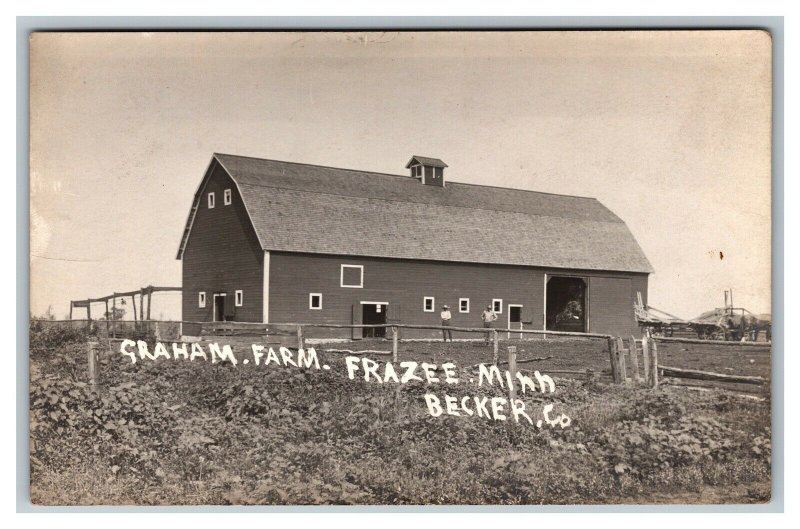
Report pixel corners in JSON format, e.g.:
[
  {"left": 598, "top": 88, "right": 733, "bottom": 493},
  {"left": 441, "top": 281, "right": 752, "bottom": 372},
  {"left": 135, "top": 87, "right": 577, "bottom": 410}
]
[
  {"left": 608, "top": 337, "right": 618, "bottom": 383},
  {"left": 492, "top": 330, "right": 499, "bottom": 365},
  {"left": 508, "top": 346, "right": 517, "bottom": 401},
  {"left": 297, "top": 325, "right": 304, "bottom": 350},
  {"left": 87, "top": 341, "right": 99, "bottom": 388},
  {"left": 629, "top": 335, "right": 641, "bottom": 382},
  {"left": 641, "top": 333, "right": 650, "bottom": 382},
  {"left": 392, "top": 326, "right": 398, "bottom": 364},
  {"left": 154, "top": 321, "right": 161, "bottom": 341},
  {"left": 649, "top": 339, "right": 659, "bottom": 388},
  {"left": 616, "top": 337, "right": 628, "bottom": 383}
]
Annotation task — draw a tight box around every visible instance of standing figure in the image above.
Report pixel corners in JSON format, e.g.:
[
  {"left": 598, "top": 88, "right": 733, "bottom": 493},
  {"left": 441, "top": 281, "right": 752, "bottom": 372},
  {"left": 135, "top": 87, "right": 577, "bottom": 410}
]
[
  {"left": 481, "top": 305, "right": 498, "bottom": 345},
  {"left": 440, "top": 305, "right": 453, "bottom": 342}
]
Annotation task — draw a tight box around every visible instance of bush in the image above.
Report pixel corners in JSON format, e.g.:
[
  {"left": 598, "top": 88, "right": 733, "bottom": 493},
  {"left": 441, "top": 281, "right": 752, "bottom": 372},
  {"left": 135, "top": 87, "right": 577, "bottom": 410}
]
[{"left": 29, "top": 318, "right": 92, "bottom": 352}]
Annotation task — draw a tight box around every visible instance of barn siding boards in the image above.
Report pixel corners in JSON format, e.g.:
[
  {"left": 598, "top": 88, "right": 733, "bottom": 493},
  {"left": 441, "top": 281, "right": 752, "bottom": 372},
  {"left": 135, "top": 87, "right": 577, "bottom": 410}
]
[
  {"left": 268, "top": 252, "right": 646, "bottom": 339},
  {"left": 269, "top": 252, "right": 543, "bottom": 339},
  {"left": 181, "top": 163, "right": 264, "bottom": 323}
]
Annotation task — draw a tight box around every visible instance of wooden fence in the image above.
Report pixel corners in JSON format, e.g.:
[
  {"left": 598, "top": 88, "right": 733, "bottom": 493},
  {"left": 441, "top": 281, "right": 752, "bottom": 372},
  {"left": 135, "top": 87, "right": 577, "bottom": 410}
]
[
  {"left": 46, "top": 319, "right": 770, "bottom": 391},
  {"left": 608, "top": 332, "right": 770, "bottom": 389}
]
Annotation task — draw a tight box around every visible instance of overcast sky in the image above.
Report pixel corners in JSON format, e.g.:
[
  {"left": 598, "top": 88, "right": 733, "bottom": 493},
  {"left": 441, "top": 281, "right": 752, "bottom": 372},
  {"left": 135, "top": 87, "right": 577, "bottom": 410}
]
[{"left": 29, "top": 30, "right": 772, "bottom": 320}]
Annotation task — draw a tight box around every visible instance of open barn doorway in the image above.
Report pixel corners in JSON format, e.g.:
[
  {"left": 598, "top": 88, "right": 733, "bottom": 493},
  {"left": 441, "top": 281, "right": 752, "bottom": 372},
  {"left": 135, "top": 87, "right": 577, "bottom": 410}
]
[
  {"left": 546, "top": 276, "right": 587, "bottom": 333},
  {"left": 361, "top": 302, "right": 387, "bottom": 338}
]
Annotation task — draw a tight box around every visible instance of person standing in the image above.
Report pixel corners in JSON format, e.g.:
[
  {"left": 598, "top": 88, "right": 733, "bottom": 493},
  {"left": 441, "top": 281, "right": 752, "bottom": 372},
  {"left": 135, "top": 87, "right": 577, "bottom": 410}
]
[
  {"left": 440, "top": 305, "right": 453, "bottom": 342},
  {"left": 481, "top": 304, "right": 498, "bottom": 345}
]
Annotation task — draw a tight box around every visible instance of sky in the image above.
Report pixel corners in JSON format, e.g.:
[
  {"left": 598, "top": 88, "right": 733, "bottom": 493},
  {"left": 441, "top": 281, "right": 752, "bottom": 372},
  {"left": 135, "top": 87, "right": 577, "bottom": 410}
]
[{"left": 29, "top": 30, "right": 772, "bottom": 321}]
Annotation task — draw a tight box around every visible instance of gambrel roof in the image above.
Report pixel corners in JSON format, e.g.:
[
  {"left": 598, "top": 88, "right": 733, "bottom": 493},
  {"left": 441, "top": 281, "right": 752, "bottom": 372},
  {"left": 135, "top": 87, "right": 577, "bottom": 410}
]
[{"left": 177, "top": 153, "right": 653, "bottom": 274}]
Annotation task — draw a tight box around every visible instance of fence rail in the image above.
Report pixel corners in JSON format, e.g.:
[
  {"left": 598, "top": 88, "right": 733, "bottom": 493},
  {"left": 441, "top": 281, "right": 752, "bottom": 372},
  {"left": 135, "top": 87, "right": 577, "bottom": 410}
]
[{"left": 649, "top": 335, "right": 771, "bottom": 348}]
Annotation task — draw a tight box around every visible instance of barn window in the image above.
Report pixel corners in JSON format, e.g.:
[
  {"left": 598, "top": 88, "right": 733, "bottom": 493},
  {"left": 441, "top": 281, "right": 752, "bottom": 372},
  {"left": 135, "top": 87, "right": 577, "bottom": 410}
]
[
  {"left": 235, "top": 290, "right": 243, "bottom": 307},
  {"left": 459, "top": 298, "right": 470, "bottom": 313},
  {"left": 198, "top": 292, "right": 206, "bottom": 308},
  {"left": 423, "top": 296, "right": 435, "bottom": 312},
  {"left": 309, "top": 293, "right": 322, "bottom": 310},
  {"left": 224, "top": 188, "right": 232, "bottom": 205},
  {"left": 207, "top": 192, "right": 215, "bottom": 208},
  {"left": 493, "top": 299, "right": 503, "bottom": 314},
  {"left": 340, "top": 264, "right": 363, "bottom": 288}
]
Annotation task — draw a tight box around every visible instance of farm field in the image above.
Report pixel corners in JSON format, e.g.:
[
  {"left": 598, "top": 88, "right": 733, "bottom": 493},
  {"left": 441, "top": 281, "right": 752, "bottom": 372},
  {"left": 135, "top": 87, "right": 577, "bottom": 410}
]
[{"left": 28, "top": 324, "right": 772, "bottom": 505}]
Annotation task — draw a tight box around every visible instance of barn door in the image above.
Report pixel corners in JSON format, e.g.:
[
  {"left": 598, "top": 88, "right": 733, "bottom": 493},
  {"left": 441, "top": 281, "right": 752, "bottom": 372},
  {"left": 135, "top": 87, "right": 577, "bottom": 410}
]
[
  {"left": 224, "top": 294, "right": 235, "bottom": 321},
  {"left": 588, "top": 277, "right": 633, "bottom": 336},
  {"left": 386, "top": 303, "right": 402, "bottom": 339},
  {"left": 351, "top": 304, "right": 363, "bottom": 340},
  {"left": 521, "top": 306, "right": 534, "bottom": 326}
]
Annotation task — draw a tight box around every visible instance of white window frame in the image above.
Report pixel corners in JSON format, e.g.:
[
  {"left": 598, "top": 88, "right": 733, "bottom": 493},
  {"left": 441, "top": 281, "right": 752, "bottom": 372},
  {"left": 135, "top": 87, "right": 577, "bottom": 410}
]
[
  {"left": 223, "top": 188, "right": 232, "bottom": 205},
  {"left": 207, "top": 192, "right": 215, "bottom": 209},
  {"left": 309, "top": 293, "right": 322, "bottom": 310},
  {"left": 235, "top": 290, "right": 243, "bottom": 307},
  {"left": 423, "top": 296, "right": 435, "bottom": 312},
  {"left": 198, "top": 291, "right": 206, "bottom": 308},
  {"left": 340, "top": 264, "right": 364, "bottom": 288},
  {"left": 459, "top": 297, "right": 470, "bottom": 313},
  {"left": 492, "top": 299, "right": 503, "bottom": 314}
]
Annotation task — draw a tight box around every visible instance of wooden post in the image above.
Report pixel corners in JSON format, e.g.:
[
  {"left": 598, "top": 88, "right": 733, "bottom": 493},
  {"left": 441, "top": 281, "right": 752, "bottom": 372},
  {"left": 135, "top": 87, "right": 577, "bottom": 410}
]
[
  {"left": 87, "top": 341, "right": 99, "bottom": 388},
  {"left": 629, "top": 335, "right": 641, "bottom": 382},
  {"left": 616, "top": 337, "right": 628, "bottom": 383},
  {"left": 104, "top": 300, "right": 109, "bottom": 336},
  {"left": 650, "top": 339, "right": 659, "bottom": 388},
  {"left": 608, "top": 337, "right": 619, "bottom": 383},
  {"left": 154, "top": 321, "right": 161, "bottom": 341},
  {"left": 112, "top": 295, "right": 117, "bottom": 339},
  {"left": 131, "top": 295, "right": 138, "bottom": 323},
  {"left": 641, "top": 334, "right": 651, "bottom": 382},
  {"left": 146, "top": 288, "right": 152, "bottom": 321},
  {"left": 297, "top": 325, "right": 304, "bottom": 350},
  {"left": 492, "top": 330, "right": 499, "bottom": 365},
  {"left": 86, "top": 301, "right": 92, "bottom": 322},
  {"left": 69, "top": 302, "right": 73, "bottom": 321},
  {"left": 392, "top": 326, "right": 398, "bottom": 363},
  {"left": 508, "top": 346, "right": 517, "bottom": 401}
]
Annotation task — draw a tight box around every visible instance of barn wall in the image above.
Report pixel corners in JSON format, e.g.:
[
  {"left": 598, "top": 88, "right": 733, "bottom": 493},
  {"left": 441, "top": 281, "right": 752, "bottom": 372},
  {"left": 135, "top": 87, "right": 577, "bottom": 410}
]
[
  {"left": 181, "top": 162, "right": 264, "bottom": 325},
  {"left": 268, "top": 252, "right": 647, "bottom": 339}
]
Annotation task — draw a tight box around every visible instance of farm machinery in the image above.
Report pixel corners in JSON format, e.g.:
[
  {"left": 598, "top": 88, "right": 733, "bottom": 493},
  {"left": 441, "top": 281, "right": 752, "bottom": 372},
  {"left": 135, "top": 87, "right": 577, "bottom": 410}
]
[{"left": 634, "top": 290, "right": 771, "bottom": 342}]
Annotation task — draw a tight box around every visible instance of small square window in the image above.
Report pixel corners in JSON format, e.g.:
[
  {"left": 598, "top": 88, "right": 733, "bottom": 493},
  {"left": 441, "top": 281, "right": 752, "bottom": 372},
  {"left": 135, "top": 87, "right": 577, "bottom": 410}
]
[
  {"left": 493, "top": 299, "right": 503, "bottom": 314},
  {"left": 235, "top": 290, "right": 243, "bottom": 307},
  {"left": 340, "top": 264, "right": 364, "bottom": 288},
  {"left": 459, "top": 298, "right": 470, "bottom": 313},
  {"left": 207, "top": 192, "right": 215, "bottom": 208},
  {"left": 423, "top": 296, "right": 435, "bottom": 312},
  {"left": 224, "top": 188, "right": 232, "bottom": 205},
  {"left": 309, "top": 293, "right": 322, "bottom": 310},
  {"left": 198, "top": 292, "right": 206, "bottom": 308}
]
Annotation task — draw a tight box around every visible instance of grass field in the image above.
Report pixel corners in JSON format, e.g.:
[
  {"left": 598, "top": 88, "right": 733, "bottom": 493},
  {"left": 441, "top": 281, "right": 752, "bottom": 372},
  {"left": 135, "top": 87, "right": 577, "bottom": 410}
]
[{"left": 28, "top": 325, "right": 772, "bottom": 505}]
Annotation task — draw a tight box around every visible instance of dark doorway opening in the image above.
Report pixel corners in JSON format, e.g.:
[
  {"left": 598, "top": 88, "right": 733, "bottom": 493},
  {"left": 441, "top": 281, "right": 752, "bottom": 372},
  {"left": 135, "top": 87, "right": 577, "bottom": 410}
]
[
  {"left": 508, "top": 305, "right": 523, "bottom": 339},
  {"left": 546, "top": 277, "right": 587, "bottom": 333},
  {"left": 213, "top": 294, "right": 226, "bottom": 322},
  {"left": 362, "top": 303, "right": 387, "bottom": 338}
]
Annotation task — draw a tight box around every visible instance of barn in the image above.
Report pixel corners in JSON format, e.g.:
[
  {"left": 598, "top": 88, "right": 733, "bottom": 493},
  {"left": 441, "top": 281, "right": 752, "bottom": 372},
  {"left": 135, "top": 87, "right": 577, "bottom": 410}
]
[{"left": 177, "top": 153, "right": 653, "bottom": 339}]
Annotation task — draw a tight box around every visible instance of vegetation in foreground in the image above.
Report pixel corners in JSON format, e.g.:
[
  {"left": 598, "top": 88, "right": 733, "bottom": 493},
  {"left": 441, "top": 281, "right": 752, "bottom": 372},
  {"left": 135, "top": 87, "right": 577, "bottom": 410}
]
[{"left": 28, "top": 323, "right": 771, "bottom": 505}]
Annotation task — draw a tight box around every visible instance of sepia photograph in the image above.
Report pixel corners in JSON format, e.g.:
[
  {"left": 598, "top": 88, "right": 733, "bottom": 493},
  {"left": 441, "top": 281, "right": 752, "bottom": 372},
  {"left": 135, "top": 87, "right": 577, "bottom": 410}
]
[{"left": 27, "top": 29, "right": 774, "bottom": 506}]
